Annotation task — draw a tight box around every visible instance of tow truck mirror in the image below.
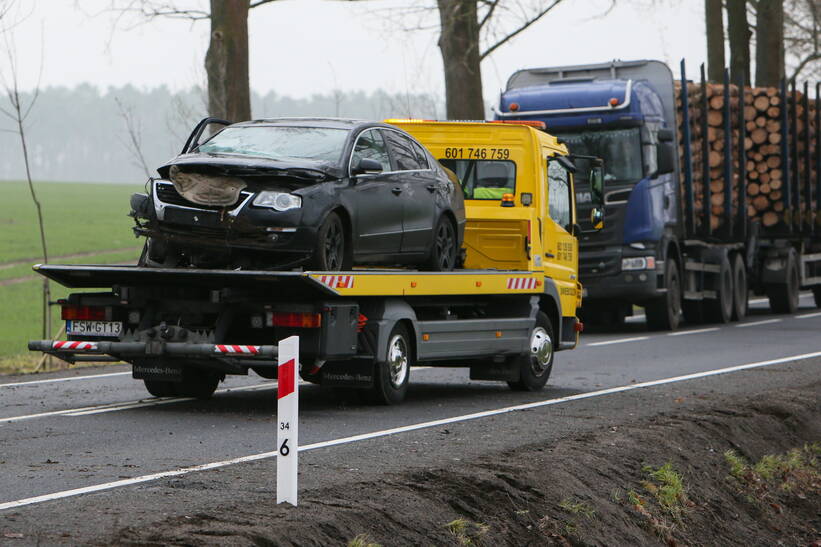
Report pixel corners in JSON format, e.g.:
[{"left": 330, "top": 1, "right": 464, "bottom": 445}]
[
  {"left": 589, "top": 165, "right": 605, "bottom": 207},
  {"left": 352, "top": 158, "right": 383, "bottom": 177},
  {"left": 590, "top": 207, "right": 604, "bottom": 231}
]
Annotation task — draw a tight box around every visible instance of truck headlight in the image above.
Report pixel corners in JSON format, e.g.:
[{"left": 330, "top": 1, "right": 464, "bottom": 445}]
[
  {"left": 621, "top": 256, "right": 656, "bottom": 271},
  {"left": 253, "top": 191, "right": 302, "bottom": 211}
]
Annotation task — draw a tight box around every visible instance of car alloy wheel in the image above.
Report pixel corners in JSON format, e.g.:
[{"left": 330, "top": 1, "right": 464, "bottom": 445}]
[
  {"left": 324, "top": 219, "right": 344, "bottom": 271},
  {"left": 431, "top": 218, "right": 456, "bottom": 271}
]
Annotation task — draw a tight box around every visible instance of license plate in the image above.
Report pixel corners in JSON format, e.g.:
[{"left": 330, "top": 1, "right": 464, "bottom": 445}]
[{"left": 66, "top": 320, "right": 122, "bottom": 337}]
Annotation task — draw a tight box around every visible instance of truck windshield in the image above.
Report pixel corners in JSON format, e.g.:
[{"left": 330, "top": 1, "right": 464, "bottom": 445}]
[
  {"left": 556, "top": 128, "right": 643, "bottom": 184},
  {"left": 197, "top": 126, "right": 349, "bottom": 163}
]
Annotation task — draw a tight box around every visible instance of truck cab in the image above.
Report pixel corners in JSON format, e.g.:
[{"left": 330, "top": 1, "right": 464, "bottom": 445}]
[
  {"left": 389, "top": 119, "right": 604, "bottom": 340},
  {"left": 494, "top": 60, "right": 681, "bottom": 328}
]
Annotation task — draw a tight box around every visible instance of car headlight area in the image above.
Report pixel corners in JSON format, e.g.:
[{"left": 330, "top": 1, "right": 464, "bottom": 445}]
[{"left": 253, "top": 191, "right": 302, "bottom": 211}]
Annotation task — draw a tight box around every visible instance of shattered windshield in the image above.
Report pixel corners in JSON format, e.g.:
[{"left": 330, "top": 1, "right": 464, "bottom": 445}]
[
  {"left": 556, "top": 128, "right": 643, "bottom": 184},
  {"left": 197, "top": 126, "right": 349, "bottom": 163}
]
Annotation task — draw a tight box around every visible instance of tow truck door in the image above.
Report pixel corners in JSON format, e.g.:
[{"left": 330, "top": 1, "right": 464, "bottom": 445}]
[{"left": 542, "top": 157, "right": 579, "bottom": 301}]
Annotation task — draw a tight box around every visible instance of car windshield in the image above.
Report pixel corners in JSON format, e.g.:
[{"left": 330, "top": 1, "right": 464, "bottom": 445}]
[
  {"left": 556, "top": 128, "right": 643, "bottom": 184},
  {"left": 197, "top": 126, "right": 349, "bottom": 163}
]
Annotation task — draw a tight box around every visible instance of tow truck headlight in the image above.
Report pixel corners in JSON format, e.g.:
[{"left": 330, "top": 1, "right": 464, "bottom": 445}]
[
  {"left": 253, "top": 191, "right": 302, "bottom": 211},
  {"left": 621, "top": 256, "right": 656, "bottom": 271}
]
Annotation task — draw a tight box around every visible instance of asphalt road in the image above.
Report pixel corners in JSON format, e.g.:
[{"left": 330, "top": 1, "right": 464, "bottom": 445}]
[{"left": 1, "top": 293, "right": 819, "bottom": 542}]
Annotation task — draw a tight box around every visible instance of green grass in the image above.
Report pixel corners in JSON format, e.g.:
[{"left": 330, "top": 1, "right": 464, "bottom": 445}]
[
  {"left": 0, "top": 180, "right": 143, "bottom": 263},
  {"left": 0, "top": 181, "right": 143, "bottom": 364}
]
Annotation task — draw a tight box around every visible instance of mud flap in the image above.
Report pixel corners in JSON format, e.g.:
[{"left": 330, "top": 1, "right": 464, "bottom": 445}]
[
  {"left": 132, "top": 361, "right": 183, "bottom": 382},
  {"left": 320, "top": 360, "right": 375, "bottom": 388}
]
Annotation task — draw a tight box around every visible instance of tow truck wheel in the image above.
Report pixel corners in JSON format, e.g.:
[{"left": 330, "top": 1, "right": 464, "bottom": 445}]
[
  {"left": 371, "top": 323, "right": 411, "bottom": 405},
  {"left": 143, "top": 379, "right": 177, "bottom": 398},
  {"left": 645, "top": 257, "right": 681, "bottom": 331},
  {"left": 507, "top": 312, "right": 553, "bottom": 392},
  {"left": 175, "top": 369, "right": 221, "bottom": 400},
  {"left": 704, "top": 253, "right": 733, "bottom": 324}
]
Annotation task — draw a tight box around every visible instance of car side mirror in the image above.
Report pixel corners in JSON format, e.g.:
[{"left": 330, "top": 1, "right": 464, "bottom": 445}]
[
  {"left": 590, "top": 207, "right": 604, "bottom": 231},
  {"left": 352, "top": 158, "right": 383, "bottom": 177}
]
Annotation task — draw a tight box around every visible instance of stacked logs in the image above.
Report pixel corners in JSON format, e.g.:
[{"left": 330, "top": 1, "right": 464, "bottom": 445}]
[{"left": 674, "top": 81, "right": 817, "bottom": 232}]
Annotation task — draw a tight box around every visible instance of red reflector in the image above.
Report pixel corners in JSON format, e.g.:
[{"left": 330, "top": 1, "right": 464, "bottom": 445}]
[
  {"left": 270, "top": 312, "right": 322, "bottom": 328},
  {"left": 61, "top": 305, "right": 107, "bottom": 321},
  {"left": 357, "top": 313, "right": 368, "bottom": 332},
  {"left": 574, "top": 321, "right": 585, "bottom": 333}
]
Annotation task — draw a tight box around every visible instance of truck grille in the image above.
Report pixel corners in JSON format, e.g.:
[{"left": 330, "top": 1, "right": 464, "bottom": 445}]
[{"left": 154, "top": 181, "right": 249, "bottom": 211}]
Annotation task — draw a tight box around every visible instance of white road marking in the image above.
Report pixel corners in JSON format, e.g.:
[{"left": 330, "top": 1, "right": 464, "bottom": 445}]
[
  {"left": 0, "top": 371, "right": 131, "bottom": 388},
  {"left": 668, "top": 327, "right": 720, "bottom": 336},
  {"left": 1, "top": 349, "right": 819, "bottom": 512},
  {"left": 736, "top": 318, "right": 783, "bottom": 328},
  {"left": 796, "top": 311, "right": 821, "bottom": 319},
  {"left": 0, "top": 382, "right": 277, "bottom": 423},
  {"left": 586, "top": 336, "right": 649, "bottom": 347}
]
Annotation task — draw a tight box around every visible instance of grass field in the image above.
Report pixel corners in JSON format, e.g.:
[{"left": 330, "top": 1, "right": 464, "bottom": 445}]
[{"left": 0, "top": 181, "right": 143, "bottom": 366}]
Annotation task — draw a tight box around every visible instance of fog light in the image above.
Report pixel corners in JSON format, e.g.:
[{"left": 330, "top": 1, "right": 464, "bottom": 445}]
[
  {"left": 250, "top": 315, "right": 264, "bottom": 329},
  {"left": 128, "top": 310, "right": 140, "bottom": 324}
]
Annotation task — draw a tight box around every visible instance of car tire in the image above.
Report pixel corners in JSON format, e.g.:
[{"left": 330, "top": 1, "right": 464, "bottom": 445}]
[
  {"left": 507, "top": 312, "right": 554, "bottom": 392},
  {"left": 309, "top": 212, "right": 351, "bottom": 271},
  {"left": 370, "top": 323, "right": 411, "bottom": 405},
  {"left": 426, "top": 216, "right": 458, "bottom": 271}
]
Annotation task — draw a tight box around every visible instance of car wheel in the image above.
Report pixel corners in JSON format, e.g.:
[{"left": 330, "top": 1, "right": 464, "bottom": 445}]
[
  {"left": 309, "top": 212, "right": 351, "bottom": 271},
  {"left": 426, "top": 216, "right": 457, "bottom": 271}
]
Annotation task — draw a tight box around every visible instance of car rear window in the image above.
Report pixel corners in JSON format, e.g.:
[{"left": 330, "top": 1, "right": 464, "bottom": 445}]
[
  {"left": 197, "top": 126, "right": 349, "bottom": 163},
  {"left": 439, "top": 159, "right": 516, "bottom": 200}
]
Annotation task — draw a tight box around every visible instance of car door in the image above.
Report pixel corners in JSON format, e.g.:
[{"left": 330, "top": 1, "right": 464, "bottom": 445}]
[
  {"left": 383, "top": 130, "right": 436, "bottom": 254},
  {"left": 347, "top": 128, "right": 403, "bottom": 256}
]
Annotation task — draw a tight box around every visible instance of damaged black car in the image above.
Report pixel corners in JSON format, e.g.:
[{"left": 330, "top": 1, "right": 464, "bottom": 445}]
[{"left": 130, "top": 117, "right": 466, "bottom": 271}]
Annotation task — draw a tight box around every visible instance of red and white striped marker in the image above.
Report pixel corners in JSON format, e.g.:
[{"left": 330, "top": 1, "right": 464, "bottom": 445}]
[{"left": 276, "top": 336, "right": 299, "bottom": 506}]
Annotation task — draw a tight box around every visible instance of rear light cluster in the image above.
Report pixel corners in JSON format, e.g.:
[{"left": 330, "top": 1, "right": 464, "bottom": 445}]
[
  {"left": 61, "top": 305, "right": 111, "bottom": 321},
  {"left": 266, "top": 311, "right": 322, "bottom": 328}
]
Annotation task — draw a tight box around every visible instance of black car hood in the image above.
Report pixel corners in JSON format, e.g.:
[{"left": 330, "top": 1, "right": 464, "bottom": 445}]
[{"left": 157, "top": 153, "right": 341, "bottom": 182}]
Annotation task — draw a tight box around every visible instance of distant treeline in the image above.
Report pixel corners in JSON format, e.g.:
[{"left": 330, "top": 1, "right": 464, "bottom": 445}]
[{"left": 0, "top": 85, "right": 443, "bottom": 183}]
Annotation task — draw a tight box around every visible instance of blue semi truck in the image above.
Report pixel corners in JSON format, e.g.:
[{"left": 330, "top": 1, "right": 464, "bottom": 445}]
[{"left": 495, "top": 59, "right": 821, "bottom": 329}]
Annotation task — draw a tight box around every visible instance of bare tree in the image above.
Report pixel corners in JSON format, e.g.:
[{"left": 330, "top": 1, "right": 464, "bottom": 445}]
[
  {"left": 705, "top": 0, "right": 726, "bottom": 81},
  {"left": 754, "top": 0, "right": 784, "bottom": 86},
  {"left": 114, "top": 96, "right": 152, "bottom": 178},
  {"left": 783, "top": 0, "right": 819, "bottom": 80},
  {"left": 106, "top": 0, "right": 281, "bottom": 121},
  {"left": 727, "top": 0, "right": 751, "bottom": 85},
  {"left": 0, "top": 12, "right": 50, "bottom": 341}
]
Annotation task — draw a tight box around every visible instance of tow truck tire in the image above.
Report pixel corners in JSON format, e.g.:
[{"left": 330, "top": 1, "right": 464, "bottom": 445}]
[
  {"left": 309, "top": 212, "right": 351, "bottom": 271},
  {"left": 175, "top": 369, "right": 221, "bottom": 400},
  {"left": 813, "top": 286, "right": 821, "bottom": 308},
  {"left": 730, "top": 253, "right": 748, "bottom": 321},
  {"left": 645, "top": 257, "right": 682, "bottom": 331},
  {"left": 704, "top": 253, "right": 733, "bottom": 324},
  {"left": 371, "top": 323, "right": 411, "bottom": 405},
  {"left": 507, "top": 312, "right": 553, "bottom": 392},
  {"left": 766, "top": 249, "right": 800, "bottom": 314},
  {"left": 426, "top": 216, "right": 458, "bottom": 271},
  {"left": 143, "top": 379, "right": 177, "bottom": 398}
]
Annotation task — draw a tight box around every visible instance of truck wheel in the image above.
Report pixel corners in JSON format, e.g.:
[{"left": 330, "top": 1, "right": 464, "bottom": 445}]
[
  {"left": 143, "top": 379, "right": 177, "bottom": 398},
  {"left": 309, "top": 212, "right": 351, "bottom": 271},
  {"left": 426, "top": 216, "right": 458, "bottom": 271},
  {"left": 371, "top": 323, "right": 411, "bottom": 405},
  {"left": 767, "top": 249, "right": 800, "bottom": 314},
  {"left": 507, "top": 312, "right": 553, "bottom": 392},
  {"left": 730, "top": 253, "right": 748, "bottom": 321},
  {"left": 175, "top": 369, "right": 221, "bottom": 400},
  {"left": 645, "top": 257, "right": 681, "bottom": 331},
  {"left": 704, "top": 253, "right": 733, "bottom": 323},
  {"left": 813, "top": 286, "right": 821, "bottom": 308}
]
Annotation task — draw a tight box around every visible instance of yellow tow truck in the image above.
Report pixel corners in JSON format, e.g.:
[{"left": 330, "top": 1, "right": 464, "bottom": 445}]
[{"left": 29, "top": 120, "right": 604, "bottom": 405}]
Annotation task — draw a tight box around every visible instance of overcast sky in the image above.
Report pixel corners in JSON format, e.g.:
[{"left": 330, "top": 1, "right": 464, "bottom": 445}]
[{"left": 4, "top": 0, "right": 706, "bottom": 102}]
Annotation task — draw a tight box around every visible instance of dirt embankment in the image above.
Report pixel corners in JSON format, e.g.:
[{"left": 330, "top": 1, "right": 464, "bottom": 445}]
[{"left": 115, "top": 385, "right": 820, "bottom": 546}]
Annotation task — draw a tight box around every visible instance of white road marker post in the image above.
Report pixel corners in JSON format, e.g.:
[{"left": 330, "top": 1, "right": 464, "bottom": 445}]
[{"left": 276, "top": 336, "right": 299, "bottom": 506}]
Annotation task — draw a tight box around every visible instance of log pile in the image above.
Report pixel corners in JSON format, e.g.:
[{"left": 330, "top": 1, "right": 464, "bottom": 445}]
[{"left": 675, "top": 81, "right": 818, "bottom": 233}]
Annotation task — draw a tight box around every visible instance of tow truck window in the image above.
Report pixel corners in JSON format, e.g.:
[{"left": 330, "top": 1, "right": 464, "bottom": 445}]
[
  {"left": 438, "top": 159, "right": 516, "bottom": 200},
  {"left": 556, "top": 128, "right": 643, "bottom": 184},
  {"left": 547, "top": 160, "right": 572, "bottom": 230}
]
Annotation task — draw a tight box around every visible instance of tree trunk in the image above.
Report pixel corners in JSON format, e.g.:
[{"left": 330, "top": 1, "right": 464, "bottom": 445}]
[
  {"left": 437, "top": 0, "right": 485, "bottom": 120},
  {"left": 727, "top": 0, "right": 751, "bottom": 85},
  {"left": 205, "top": 0, "right": 251, "bottom": 122},
  {"left": 755, "top": 0, "right": 784, "bottom": 87},
  {"left": 705, "top": 0, "right": 726, "bottom": 82}
]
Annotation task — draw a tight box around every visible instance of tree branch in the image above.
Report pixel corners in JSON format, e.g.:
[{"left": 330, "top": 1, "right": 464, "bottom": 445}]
[
  {"left": 478, "top": 0, "right": 500, "bottom": 29},
  {"left": 790, "top": 52, "right": 821, "bottom": 80},
  {"left": 480, "top": 0, "right": 564, "bottom": 60}
]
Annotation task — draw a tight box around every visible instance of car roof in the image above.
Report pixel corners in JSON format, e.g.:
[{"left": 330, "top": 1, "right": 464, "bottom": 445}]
[{"left": 234, "top": 117, "right": 389, "bottom": 131}]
